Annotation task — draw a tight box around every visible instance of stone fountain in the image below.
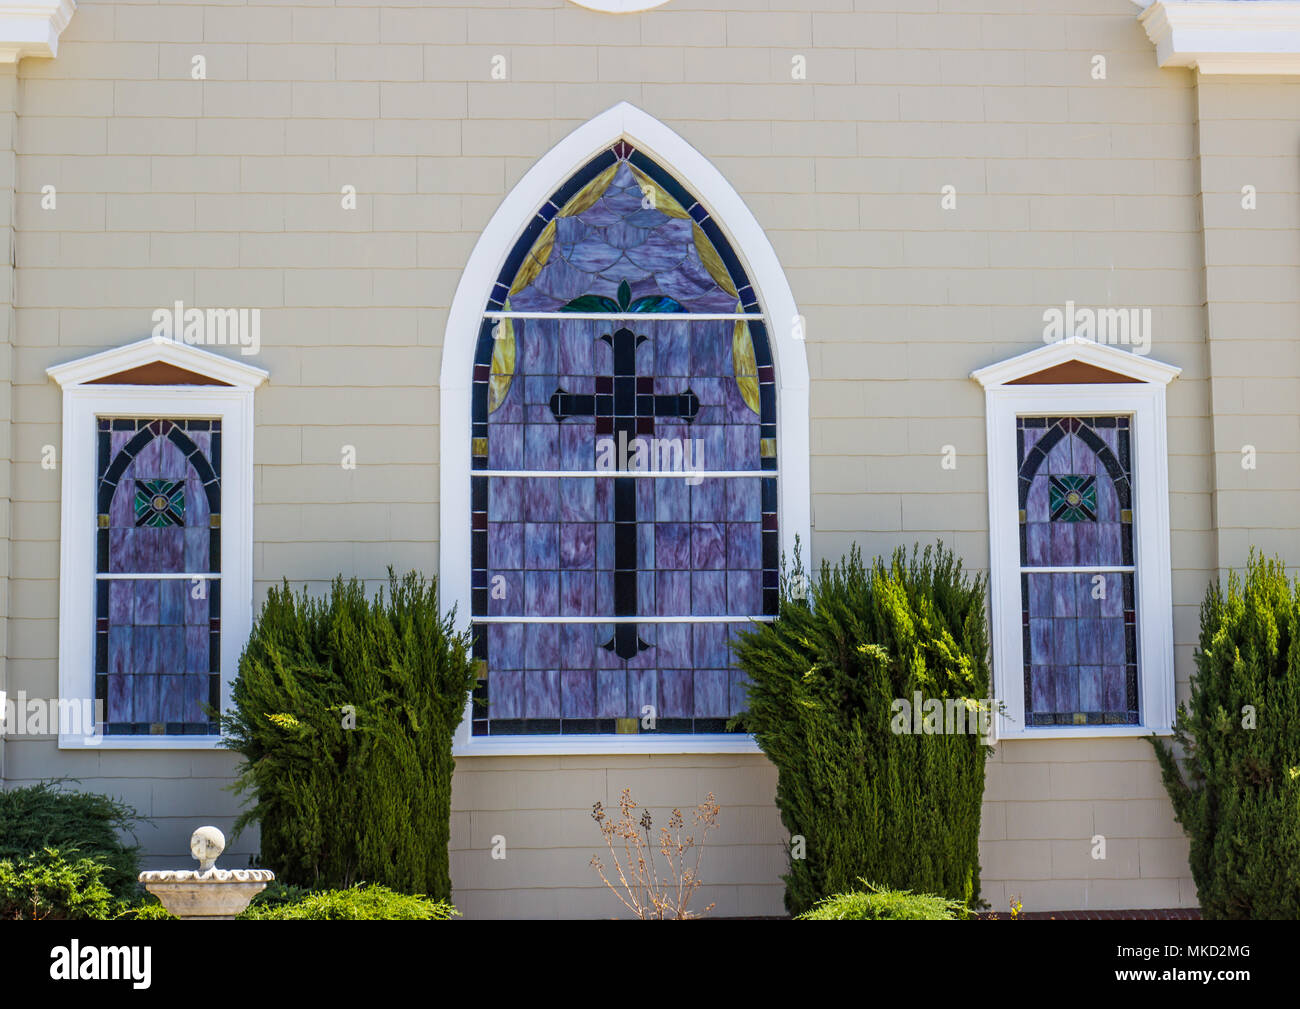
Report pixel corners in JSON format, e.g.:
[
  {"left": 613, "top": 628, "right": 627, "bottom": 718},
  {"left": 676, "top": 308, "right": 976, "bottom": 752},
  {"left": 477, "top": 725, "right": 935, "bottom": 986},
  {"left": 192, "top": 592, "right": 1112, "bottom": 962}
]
[{"left": 139, "top": 826, "right": 274, "bottom": 920}]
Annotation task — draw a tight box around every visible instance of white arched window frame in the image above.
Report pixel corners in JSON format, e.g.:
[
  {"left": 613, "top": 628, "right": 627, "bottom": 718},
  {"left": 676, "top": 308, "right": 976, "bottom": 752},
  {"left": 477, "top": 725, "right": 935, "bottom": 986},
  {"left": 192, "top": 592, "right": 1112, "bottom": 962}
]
[
  {"left": 440, "top": 102, "right": 810, "bottom": 755},
  {"left": 972, "top": 337, "right": 1180, "bottom": 741},
  {"left": 569, "top": 1, "right": 672, "bottom": 12}
]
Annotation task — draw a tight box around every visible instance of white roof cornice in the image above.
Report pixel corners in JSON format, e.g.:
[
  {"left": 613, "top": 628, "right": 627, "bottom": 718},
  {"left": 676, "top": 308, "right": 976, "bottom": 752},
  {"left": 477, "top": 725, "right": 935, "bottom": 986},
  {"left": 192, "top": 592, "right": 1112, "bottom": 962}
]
[
  {"left": 970, "top": 337, "right": 1182, "bottom": 388},
  {"left": 47, "top": 336, "right": 270, "bottom": 390},
  {"left": 0, "top": 0, "right": 76, "bottom": 63},
  {"left": 1140, "top": 1, "right": 1300, "bottom": 75}
]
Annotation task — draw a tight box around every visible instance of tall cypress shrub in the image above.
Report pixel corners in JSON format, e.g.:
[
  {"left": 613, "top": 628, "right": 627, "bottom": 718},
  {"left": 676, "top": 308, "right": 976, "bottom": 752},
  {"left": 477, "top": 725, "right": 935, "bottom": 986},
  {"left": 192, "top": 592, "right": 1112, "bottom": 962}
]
[
  {"left": 1151, "top": 553, "right": 1300, "bottom": 919},
  {"left": 223, "top": 570, "right": 475, "bottom": 899},
  {"left": 732, "top": 543, "right": 991, "bottom": 916}
]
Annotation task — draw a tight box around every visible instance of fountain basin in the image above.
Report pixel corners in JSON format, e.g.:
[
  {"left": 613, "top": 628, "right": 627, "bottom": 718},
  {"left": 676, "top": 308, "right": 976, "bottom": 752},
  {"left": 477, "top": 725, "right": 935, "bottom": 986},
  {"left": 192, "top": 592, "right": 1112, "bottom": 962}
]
[{"left": 140, "top": 867, "right": 275, "bottom": 920}]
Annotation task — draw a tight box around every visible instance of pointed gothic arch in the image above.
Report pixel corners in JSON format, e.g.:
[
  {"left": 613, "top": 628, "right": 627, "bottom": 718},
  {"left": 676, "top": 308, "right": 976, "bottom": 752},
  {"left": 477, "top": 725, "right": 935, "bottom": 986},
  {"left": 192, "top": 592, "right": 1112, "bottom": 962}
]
[{"left": 440, "top": 103, "right": 808, "bottom": 754}]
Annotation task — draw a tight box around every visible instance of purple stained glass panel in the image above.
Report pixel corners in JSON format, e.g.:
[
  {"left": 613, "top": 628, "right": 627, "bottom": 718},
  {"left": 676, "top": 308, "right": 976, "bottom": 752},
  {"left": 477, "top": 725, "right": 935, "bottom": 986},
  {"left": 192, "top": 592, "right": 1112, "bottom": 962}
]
[
  {"left": 1017, "top": 414, "right": 1138, "bottom": 726},
  {"left": 96, "top": 419, "right": 221, "bottom": 736}
]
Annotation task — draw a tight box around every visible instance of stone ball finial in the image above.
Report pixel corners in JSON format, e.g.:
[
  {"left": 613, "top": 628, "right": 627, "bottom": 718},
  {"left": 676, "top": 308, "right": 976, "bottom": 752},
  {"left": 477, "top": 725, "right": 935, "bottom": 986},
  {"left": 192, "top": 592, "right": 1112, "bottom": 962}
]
[{"left": 190, "top": 825, "right": 226, "bottom": 873}]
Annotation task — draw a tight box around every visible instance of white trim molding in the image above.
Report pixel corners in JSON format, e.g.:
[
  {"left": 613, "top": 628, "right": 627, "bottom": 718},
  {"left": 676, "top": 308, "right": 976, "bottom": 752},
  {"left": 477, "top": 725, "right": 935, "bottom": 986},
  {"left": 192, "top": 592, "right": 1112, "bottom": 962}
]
[
  {"left": 972, "top": 338, "right": 1181, "bottom": 741},
  {"left": 0, "top": 0, "right": 76, "bottom": 63},
  {"left": 1139, "top": 1, "right": 1300, "bottom": 75},
  {"left": 48, "top": 339, "right": 266, "bottom": 750},
  {"left": 440, "top": 101, "right": 809, "bottom": 757},
  {"left": 569, "top": 1, "right": 672, "bottom": 12}
]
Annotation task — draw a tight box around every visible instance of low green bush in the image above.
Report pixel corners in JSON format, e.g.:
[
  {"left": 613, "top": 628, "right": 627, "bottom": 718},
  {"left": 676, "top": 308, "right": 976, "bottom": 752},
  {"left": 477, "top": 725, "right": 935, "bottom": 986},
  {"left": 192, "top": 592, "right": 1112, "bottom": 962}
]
[
  {"left": 0, "top": 848, "right": 115, "bottom": 921},
  {"left": 796, "top": 880, "right": 966, "bottom": 920},
  {"left": 238, "top": 883, "right": 458, "bottom": 920},
  {"left": 223, "top": 570, "right": 476, "bottom": 898},
  {"left": 1151, "top": 552, "right": 1300, "bottom": 919},
  {"left": 0, "top": 781, "right": 143, "bottom": 901},
  {"left": 113, "top": 898, "right": 177, "bottom": 921}
]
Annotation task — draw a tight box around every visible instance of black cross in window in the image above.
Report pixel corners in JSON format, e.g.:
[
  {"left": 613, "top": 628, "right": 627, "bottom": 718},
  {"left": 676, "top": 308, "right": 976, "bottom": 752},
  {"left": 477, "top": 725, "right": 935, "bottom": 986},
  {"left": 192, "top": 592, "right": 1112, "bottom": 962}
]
[{"left": 550, "top": 326, "right": 699, "bottom": 660}]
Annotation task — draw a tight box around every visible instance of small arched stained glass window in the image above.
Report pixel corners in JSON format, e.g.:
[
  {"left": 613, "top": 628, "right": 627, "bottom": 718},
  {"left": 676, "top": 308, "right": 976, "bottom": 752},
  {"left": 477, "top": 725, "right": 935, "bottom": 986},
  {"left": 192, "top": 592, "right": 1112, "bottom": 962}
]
[
  {"left": 1017, "top": 415, "right": 1137, "bottom": 726},
  {"left": 97, "top": 419, "right": 221, "bottom": 735},
  {"left": 469, "top": 142, "right": 777, "bottom": 736}
]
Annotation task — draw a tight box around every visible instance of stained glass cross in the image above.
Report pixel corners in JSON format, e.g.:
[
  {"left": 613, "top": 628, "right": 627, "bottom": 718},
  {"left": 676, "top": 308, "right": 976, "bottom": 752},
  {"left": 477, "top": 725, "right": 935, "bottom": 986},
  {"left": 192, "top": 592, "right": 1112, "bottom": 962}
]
[{"left": 549, "top": 326, "right": 700, "bottom": 660}]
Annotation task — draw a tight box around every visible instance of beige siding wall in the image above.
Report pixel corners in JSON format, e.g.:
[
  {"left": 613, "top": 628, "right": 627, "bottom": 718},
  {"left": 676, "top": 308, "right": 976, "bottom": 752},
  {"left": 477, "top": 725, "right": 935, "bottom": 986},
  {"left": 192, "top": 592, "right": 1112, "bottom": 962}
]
[
  {"left": 7, "top": 0, "right": 1293, "bottom": 916},
  {"left": 1194, "top": 75, "right": 1300, "bottom": 574},
  {"left": 0, "top": 64, "right": 14, "bottom": 784}
]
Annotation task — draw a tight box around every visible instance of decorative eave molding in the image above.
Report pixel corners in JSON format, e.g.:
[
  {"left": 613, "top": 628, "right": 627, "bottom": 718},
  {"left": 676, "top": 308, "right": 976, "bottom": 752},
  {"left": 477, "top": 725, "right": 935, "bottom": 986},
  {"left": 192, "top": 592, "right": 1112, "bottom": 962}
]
[
  {"left": 47, "top": 337, "right": 270, "bottom": 390},
  {"left": 0, "top": 0, "right": 76, "bottom": 63},
  {"left": 1139, "top": 1, "right": 1300, "bottom": 75},
  {"left": 970, "top": 337, "right": 1182, "bottom": 388}
]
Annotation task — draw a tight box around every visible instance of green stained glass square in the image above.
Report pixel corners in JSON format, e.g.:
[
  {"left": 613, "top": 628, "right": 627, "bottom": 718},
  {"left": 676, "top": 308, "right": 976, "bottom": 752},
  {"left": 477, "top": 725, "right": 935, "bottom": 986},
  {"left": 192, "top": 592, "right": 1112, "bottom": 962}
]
[
  {"left": 1048, "top": 475, "right": 1097, "bottom": 523},
  {"left": 135, "top": 479, "right": 185, "bottom": 528}
]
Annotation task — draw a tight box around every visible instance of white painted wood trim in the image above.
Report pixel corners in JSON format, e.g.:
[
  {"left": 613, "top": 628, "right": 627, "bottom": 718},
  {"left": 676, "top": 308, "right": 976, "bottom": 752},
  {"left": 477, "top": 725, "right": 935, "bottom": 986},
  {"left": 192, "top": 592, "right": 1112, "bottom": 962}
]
[
  {"left": 970, "top": 335, "right": 1181, "bottom": 389},
  {"left": 440, "top": 101, "right": 809, "bottom": 757},
  {"left": 978, "top": 378, "right": 1177, "bottom": 742},
  {"left": 0, "top": 0, "right": 75, "bottom": 63},
  {"left": 568, "top": 0, "right": 672, "bottom": 12},
  {"left": 47, "top": 336, "right": 269, "bottom": 390},
  {"left": 55, "top": 381, "right": 258, "bottom": 750},
  {"left": 1140, "top": 1, "right": 1300, "bottom": 75}
]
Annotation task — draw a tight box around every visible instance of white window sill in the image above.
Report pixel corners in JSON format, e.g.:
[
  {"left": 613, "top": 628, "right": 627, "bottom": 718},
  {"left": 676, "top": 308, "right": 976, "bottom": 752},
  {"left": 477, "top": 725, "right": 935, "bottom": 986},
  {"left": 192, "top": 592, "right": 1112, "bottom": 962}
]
[
  {"left": 995, "top": 724, "right": 1172, "bottom": 742},
  {"left": 60, "top": 735, "right": 227, "bottom": 751},
  {"left": 453, "top": 734, "right": 764, "bottom": 757}
]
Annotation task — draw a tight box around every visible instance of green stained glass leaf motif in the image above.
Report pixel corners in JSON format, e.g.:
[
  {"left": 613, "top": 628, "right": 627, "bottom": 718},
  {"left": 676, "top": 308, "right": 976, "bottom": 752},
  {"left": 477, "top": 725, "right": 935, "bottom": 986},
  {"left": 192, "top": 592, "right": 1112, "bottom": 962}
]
[{"left": 560, "top": 282, "right": 685, "bottom": 315}]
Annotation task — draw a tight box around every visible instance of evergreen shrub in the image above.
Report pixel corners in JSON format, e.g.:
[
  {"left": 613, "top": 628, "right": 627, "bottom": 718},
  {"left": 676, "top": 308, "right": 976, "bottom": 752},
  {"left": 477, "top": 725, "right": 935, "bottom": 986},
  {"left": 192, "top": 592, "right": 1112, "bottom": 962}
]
[
  {"left": 238, "top": 883, "right": 457, "bottom": 920},
  {"left": 0, "top": 781, "right": 142, "bottom": 900},
  {"left": 223, "top": 570, "right": 475, "bottom": 899},
  {"left": 732, "top": 543, "right": 991, "bottom": 916},
  {"left": 0, "top": 848, "right": 115, "bottom": 920},
  {"left": 1151, "top": 553, "right": 1300, "bottom": 919},
  {"left": 796, "top": 880, "right": 965, "bottom": 920}
]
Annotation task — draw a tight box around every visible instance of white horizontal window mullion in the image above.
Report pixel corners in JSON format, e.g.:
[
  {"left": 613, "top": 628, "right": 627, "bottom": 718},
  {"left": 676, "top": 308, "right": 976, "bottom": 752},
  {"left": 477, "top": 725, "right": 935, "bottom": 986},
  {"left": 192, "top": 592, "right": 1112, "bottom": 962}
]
[
  {"left": 482, "top": 311, "right": 765, "bottom": 322},
  {"left": 95, "top": 572, "right": 222, "bottom": 581},
  {"left": 470, "top": 614, "right": 774, "bottom": 624},
  {"left": 1018, "top": 566, "right": 1135, "bottom": 574},
  {"left": 477, "top": 469, "right": 776, "bottom": 479}
]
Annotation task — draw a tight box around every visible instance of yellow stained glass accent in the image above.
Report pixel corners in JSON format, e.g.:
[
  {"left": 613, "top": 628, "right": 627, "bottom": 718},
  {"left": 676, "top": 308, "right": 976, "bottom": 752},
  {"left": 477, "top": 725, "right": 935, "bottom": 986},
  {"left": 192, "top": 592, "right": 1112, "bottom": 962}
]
[
  {"left": 760, "top": 438, "right": 777, "bottom": 458},
  {"left": 474, "top": 659, "right": 487, "bottom": 683},
  {"left": 732, "top": 311, "right": 761, "bottom": 415},
  {"left": 1072, "top": 713, "right": 1087, "bottom": 725},
  {"left": 504, "top": 163, "right": 616, "bottom": 299},
  {"left": 488, "top": 310, "right": 516, "bottom": 414},
  {"left": 472, "top": 438, "right": 488, "bottom": 457},
  {"left": 615, "top": 717, "right": 639, "bottom": 734},
  {"left": 561, "top": 162, "right": 618, "bottom": 218},
  {"left": 1121, "top": 509, "right": 1133, "bottom": 523},
  {"left": 627, "top": 164, "right": 691, "bottom": 220},
  {"left": 209, "top": 515, "right": 221, "bottom": 528},
  {"left": 98, "top": 514, "right": 110, "bottom": 528},
  {"left": 150, "top": 723, "right": 166, "bottom": 735},
  {"left": 1018, "top": 509, "right": 1027, "bottom": 523},
  {"left": 509, "top": 219, "right": 554, "bottom": 296},
  {"left": 694, "top": 225, "right": 737, "bottom": 298}
]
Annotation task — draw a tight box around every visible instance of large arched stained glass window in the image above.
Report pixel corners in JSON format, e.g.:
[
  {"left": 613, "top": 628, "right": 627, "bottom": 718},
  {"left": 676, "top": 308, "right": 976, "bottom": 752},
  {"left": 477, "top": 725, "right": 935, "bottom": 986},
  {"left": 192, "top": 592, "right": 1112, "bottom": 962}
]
[{"left": 468, "top": 141, "right": 777, "bottom": 736}]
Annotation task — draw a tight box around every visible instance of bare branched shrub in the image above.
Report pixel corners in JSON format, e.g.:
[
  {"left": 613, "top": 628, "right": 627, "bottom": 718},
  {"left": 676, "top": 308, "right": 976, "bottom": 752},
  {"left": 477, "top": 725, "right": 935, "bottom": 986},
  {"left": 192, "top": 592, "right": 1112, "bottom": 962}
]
[{"left": 589, "top": 787, "right": 719, "bottom": 919}]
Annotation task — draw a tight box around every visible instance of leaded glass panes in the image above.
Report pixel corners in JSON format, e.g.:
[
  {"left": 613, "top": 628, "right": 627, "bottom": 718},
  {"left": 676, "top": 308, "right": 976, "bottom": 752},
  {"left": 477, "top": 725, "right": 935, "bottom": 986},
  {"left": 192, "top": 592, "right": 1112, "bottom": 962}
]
[
  {"left": 1017, "top": 415, "right": 1137, "bottom": 726},
  {"left": 96, "top": 418, "right": 221, "bottom": 735},
  {"left": 470, "top": 142, "right": 776, "bottom": 736}
]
